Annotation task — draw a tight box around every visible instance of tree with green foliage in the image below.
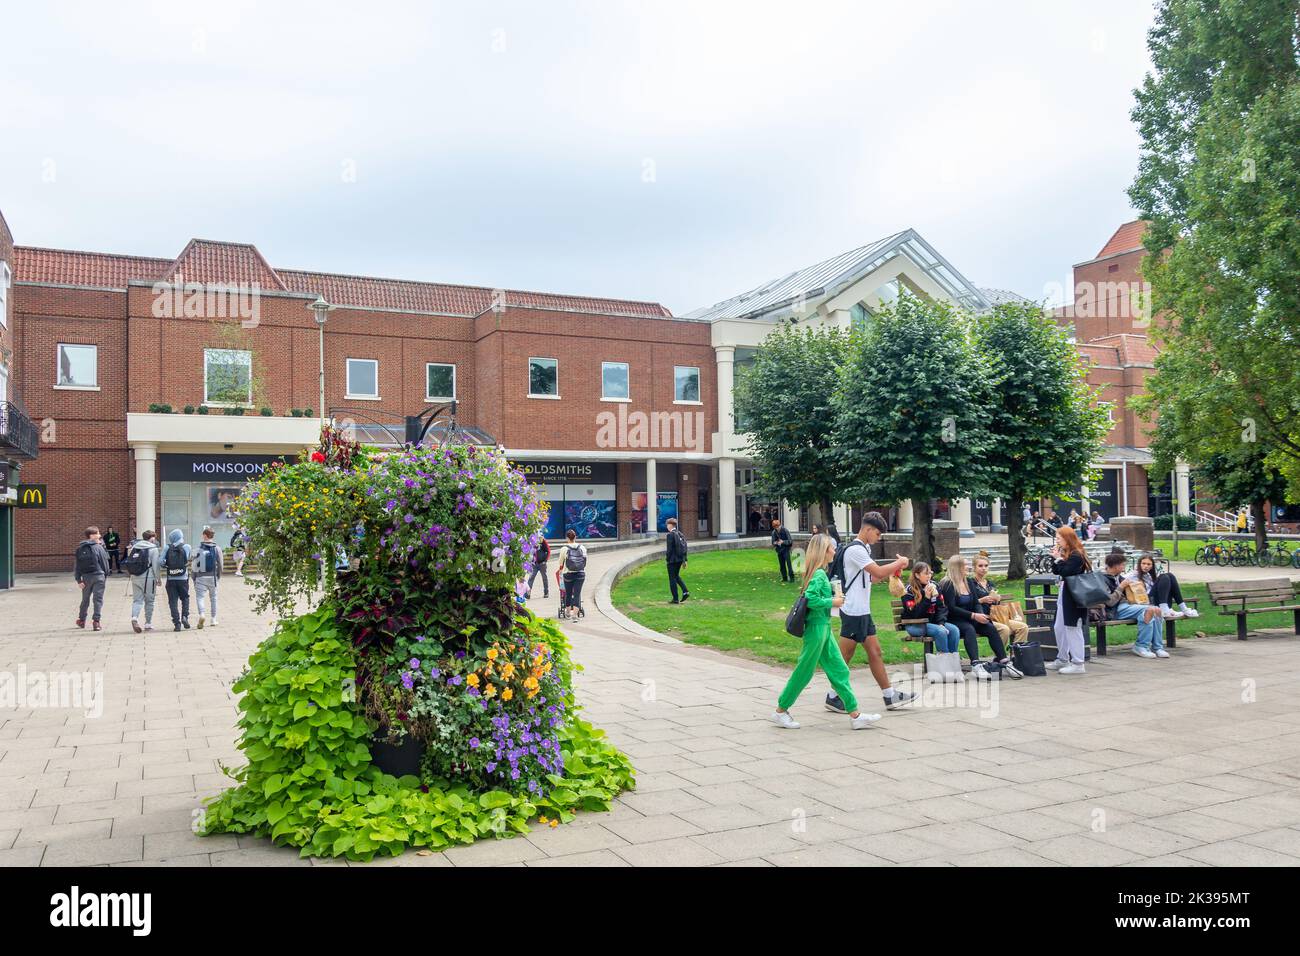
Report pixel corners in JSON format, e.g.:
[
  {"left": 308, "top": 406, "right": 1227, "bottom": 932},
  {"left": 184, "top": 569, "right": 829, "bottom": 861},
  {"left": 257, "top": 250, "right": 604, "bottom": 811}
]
[
  {"left": 975, "top": 302, "right": 1111, "bottom": 578},
  {"left": 1129, "top": 0, "right": 1300, "bottom": 498},
  {"left": 1197, "top": 448, "right": 1287, "bottom": 551},
  {"left": 732, "top": 323, "right": 856, "bottom": 523},
  {"left": 834, "top": 293, "right": 997, "bottom": 568}
]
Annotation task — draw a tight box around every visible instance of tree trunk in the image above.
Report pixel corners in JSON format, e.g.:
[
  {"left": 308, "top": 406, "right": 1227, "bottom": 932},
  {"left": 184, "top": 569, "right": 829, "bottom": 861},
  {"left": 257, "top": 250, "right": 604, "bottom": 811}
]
[
  {"left": 1005, "top": 494, "right": 1026, "bottom": 580},
  {"left": 911, "top": 496, "right": 937, "bottom": 569},
  {"left": 1252, "top": 499, "right": 1268, "bottom": 551},
  {"left": 820, "top": 496, "right": 836, "bottom": 538}
]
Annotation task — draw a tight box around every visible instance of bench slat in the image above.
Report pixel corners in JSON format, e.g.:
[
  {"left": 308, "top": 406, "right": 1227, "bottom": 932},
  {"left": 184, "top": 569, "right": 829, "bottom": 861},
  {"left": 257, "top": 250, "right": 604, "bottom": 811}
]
[{"left": 1218, "top": 605, "right": 1300, "bottom": 615}]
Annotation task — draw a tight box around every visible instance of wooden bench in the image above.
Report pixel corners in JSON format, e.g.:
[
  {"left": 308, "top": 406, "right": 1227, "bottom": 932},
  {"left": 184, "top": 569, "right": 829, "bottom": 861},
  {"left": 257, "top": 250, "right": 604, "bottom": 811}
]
[
  {"left": 890, "top": 601, "right": 935, "bottom": 668},
  {"left": 1090, "top": 598, "right": 1197, "bottom": 655},
  {"left": 1207, "top": 577, "right": 1300, "bottom": 641}
]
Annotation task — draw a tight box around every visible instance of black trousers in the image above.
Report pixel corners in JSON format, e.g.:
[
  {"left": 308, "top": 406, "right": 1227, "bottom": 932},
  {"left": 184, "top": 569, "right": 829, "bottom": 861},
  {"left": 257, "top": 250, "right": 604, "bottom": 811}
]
[
  {"left": 776, "top": 547, "right": 794, "bottom": 581},
  {"left": 667, "top": 561, "right": 688, "bottom": 601},
  {"left": 563, "top": 571, "right": 585, "bottom": 611},
  {"left": 166, "top": 578, "right": 190, "bottom": 625},
  {"left": 953, "top": 618, "right": 1007, "bottom": 663},
  {"left": 1152, "top": 573, "right": 1184, "bottom": 607}
]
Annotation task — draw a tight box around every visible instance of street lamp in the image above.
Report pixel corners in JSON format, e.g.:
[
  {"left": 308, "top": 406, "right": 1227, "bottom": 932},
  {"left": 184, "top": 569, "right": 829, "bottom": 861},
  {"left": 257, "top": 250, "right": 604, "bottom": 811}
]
[{"left": 308, "top": 295, "right": 335, "bottom": 421}]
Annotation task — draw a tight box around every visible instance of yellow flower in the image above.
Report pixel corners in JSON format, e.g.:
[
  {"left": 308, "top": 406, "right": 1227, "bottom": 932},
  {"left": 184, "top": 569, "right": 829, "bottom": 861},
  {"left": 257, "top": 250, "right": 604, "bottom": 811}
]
[
  {"left": 484, "top": 683, "right": 496, "bottom": 699},
  {"left": 548, "top": 819, "right": 558, "bottom": 828},
  {"left": 501, "top": 688, "right": 513, "bottom": 701},
  {"left": 486, "top": 648, "right": 499, "bottom": 661},
  {"left": 466, "top": 673, "right": 479, "bottom": 687}
]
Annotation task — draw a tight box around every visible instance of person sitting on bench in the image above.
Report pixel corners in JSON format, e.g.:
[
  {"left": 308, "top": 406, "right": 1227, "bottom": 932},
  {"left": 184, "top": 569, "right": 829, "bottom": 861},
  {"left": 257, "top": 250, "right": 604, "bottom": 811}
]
[
  {"left": 1126, "top": 554, "right": 1199, "bottom": 621},
  {"left": 1100, "top": 551, "right": 1164, "bottom": 659}
]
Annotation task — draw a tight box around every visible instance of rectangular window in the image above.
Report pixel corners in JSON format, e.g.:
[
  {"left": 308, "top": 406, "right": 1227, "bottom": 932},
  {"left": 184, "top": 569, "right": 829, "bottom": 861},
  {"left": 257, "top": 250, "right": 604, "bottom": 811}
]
[
  {"left": 674, "top": 365, "right": 701, "bottom": 403},
  {"left": 0, "top": 261, "right": 10, "bottom": 328},
  {"left": 346, "top": 358, "right": 379, "bottom": 399},
  {"left": 57, "top": 343, "right": 99, "bottom": 389},
  {"left": 204, "top": 348, "right": 252, "bottom": 405},
  {"left": 0, "top": 364, "right": 8, "bottom": 404},
  {"left": 601, "top": 361, "right": 629, "bottom": 400},
  {"left": 425, "top": 363, "right": 455, "bottom": 401},
  {"left": 529, "top": 357, "right": 559, "bottom": 398}
]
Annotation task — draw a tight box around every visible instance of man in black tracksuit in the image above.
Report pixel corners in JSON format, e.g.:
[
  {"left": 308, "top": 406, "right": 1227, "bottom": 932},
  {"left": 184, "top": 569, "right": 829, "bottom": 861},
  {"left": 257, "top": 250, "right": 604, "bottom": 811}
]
[
  {"left": 771, "top": 518, "right": 793, "bottom": 582},
  {"left": 665, "top": 517, "right": 689, "bottom": 604}
]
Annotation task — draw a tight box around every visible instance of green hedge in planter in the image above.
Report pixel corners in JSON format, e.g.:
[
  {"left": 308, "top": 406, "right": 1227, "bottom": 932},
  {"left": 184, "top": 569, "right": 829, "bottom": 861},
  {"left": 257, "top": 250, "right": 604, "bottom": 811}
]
[
  {"left": 1153, "top": 513, "right": 1198, "bottom": 530},
  {"left": 198, "top": 406, "right": 210, "bottom": 415}
]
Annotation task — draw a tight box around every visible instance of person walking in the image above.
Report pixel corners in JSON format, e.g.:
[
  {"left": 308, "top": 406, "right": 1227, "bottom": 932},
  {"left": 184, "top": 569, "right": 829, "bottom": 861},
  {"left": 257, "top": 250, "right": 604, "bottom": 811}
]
[
  {"left": 772, "top": 533, "right": 881, "bottom": 730},
  {"left": 556, "top": 530, "right": 588, "bottom": 619},
  {"left": 191, "top": 526, "right": 222, "bottom": 628},
  {"left": 771, "top": 517, "right": 794, "bottom": 582},
  {"left": 124, "top": 530, "right": 161, "bottom": 632},
  {"left": 74, "top": 526, "right": 111, "bottom": 630},
  {"left": 103, "top": 525, "right": 122, "bottom": 574},
  {"left": 665, "top": 517, "right": 690, "bottom": 603},
  {"left": 526, "top": 536, "right": 551, "bottom": 600},
  {"left": 230, "top": 529, "right": 247, "bottom": 576},
  {"left": 824, "top": 512, "right": 918, "bottom": 714},
  {"left": 161, "top": 529, "right": 193, "bottom": 631},
  {"left": 1047, "top": 526, "right": 1090, "bottom": 674}
]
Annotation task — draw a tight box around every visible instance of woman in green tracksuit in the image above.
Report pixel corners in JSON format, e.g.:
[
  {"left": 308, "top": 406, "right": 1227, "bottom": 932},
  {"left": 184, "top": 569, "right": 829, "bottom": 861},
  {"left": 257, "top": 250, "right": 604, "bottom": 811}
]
[{"left": 771, "top": 533, "right": 881, "bottom": 730}]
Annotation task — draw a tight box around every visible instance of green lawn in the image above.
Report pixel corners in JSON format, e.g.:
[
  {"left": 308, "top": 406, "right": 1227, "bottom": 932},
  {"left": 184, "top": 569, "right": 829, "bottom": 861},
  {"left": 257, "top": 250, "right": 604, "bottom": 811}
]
[{"left": 611, "top": 550, "right": 1299, "bottom": 667}]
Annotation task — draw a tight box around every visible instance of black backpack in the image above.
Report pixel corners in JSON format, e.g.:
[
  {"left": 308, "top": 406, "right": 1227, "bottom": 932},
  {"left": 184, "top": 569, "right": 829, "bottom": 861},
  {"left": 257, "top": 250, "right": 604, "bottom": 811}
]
[
  {"left": 124, "top": 544, "right": 152, "bottom": 576},
  {"left": 830, "top": 540, "right": 869, "bottom": 590},
  {"left": 74, "top": 541, "right": 101, "bottom": 576},
  {"left": 564, "top": 545, "right": 587, "bottom": 572},
  {"left": 164, "top": 543, "right": 188, "bottom": 577}
]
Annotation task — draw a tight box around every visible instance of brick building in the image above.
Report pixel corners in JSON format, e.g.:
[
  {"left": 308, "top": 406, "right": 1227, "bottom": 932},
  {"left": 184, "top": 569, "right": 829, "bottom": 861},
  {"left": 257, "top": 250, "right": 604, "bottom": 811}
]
[{"left": 9, "top": 234, "right": 720, "bottom": 572}]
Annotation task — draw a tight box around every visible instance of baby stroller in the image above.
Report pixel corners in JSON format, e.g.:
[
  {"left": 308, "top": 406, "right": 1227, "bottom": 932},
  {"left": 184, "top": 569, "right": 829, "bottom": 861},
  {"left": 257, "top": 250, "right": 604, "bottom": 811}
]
[{"left": 556, "top": 566, "right": 569, "bottom": 620}]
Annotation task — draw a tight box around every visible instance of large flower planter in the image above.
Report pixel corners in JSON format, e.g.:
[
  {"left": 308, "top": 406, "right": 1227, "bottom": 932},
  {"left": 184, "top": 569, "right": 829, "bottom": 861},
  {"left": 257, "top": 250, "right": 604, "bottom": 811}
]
[{"left": 369, "top": 735, "right": 426, "bottom": 777}]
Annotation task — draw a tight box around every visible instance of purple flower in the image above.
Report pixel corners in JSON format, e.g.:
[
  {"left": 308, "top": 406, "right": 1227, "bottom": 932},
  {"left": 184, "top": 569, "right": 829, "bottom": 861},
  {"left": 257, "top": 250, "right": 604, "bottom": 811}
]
[
  {"left": 409, "top": 658, "right": 420, "bottom": 669},
  {"left": 469, "top": 737, "right": 480, "bottom": 749}
]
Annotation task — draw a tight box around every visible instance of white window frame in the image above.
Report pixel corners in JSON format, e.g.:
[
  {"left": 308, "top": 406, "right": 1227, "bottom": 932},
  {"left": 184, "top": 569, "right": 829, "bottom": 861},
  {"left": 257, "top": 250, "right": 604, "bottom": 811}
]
[
  {"left": 0, "top": 363, "right": 8, "bottom": 404},
  {"left": 425, "top": 362, "right": 456, "bottom": 402},
  {"left": 346, "top": 358, "right": 380, "bottom": 400},
  {"left": 203, "top": 348, "right": 254, "bottom": 406},
  {"left": 55, "top": 343, "right": 100, "bottom": 391},
  {"left": 673, "top": 365, "right": 702, "bottom": 405},
  {"left": 528, "top": 357, "right": 560, "bottom": 399},
  {"left": 0, "top": 261, "right": 10, "bottom": 329},
  {"left": 601, "top": 361, "right": 630, "bottom": 402}
]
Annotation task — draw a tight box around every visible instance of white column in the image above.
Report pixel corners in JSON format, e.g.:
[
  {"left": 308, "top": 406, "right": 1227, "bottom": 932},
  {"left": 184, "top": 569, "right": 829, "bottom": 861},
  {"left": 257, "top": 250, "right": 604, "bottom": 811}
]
[
  {"left": 781, "top": 500, "right": 798, "bottom": 532},
  {"left": 715, "top": 345, "right": 735, "bottom": 440},
  {"left": 134, "top": 443, "right": 158, "bottom": 534},
  {"left": 991, "top": 499, "right": 1003, "bottom": 532},
  {"left": 896, "top": 499, "right": 913, "bottom": 532},
  {"left": 833, "top": 502, "right": 851, "bottom": 535},
  {"left": 1175, "top": 463, "right": 1191, "bottom": 516},
  {"left": 1080, "top": 485, "right": 1090, "bottom": 517},
  {"left": 953, "top": 498, "right": 974, "bottom": 537},
  {"left": 718, "top": 458, "right": 737, "bottom": 537},
  {"left": 645, "top": 459, "right": 657, "bottom": 536}
]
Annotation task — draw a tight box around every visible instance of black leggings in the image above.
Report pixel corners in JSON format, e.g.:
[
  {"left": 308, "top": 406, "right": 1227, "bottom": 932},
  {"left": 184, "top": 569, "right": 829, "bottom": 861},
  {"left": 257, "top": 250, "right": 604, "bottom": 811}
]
[
  {"left": 953, "top": 619, "right": 1007, "bottom": 663},
  {"left": 1152, "top": 573, "right": 1184, "bottom": 607},
  {"left": 564, "top": 572, "right": 585, "bottom": 611}
]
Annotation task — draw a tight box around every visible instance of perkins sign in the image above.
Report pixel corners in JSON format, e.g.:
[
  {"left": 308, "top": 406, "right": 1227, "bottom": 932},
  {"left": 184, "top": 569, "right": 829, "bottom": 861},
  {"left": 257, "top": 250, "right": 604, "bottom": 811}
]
[{"left": 158, "top": 453, "right": 292, "bottom": 482}]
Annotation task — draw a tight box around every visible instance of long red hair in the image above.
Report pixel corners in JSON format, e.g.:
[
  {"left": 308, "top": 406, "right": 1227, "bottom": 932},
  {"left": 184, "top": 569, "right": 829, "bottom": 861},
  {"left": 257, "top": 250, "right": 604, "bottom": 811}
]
[{"left": 1056, "top": 527, "right": 1091, "bottom": 570}]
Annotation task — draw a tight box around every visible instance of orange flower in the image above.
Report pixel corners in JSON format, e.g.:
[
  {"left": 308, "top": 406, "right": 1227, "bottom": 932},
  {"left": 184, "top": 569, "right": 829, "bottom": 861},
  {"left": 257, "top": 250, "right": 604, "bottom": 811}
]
[
  {"left": 501, "top": 688, "right": 513, "bottom": 701},
  {"left": 487, "top": 648, "right": 499, "bottom": 661}
]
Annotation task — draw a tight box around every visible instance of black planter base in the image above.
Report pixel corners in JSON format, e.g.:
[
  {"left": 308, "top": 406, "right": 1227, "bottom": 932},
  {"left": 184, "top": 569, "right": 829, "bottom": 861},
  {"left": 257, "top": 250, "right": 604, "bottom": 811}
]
[{"left": 369, "top": 735, "right": 425, "bottom": 777}]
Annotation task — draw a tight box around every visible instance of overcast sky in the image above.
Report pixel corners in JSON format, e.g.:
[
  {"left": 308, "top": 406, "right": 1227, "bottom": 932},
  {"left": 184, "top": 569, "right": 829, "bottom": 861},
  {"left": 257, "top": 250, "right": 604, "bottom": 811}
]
[{"left": 1, "top": 0, "right": 1156, "bottom": 314}]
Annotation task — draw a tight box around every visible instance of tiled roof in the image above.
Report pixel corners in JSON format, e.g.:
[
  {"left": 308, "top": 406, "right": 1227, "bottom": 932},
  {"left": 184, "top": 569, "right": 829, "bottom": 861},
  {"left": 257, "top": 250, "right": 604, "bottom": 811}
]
[
  {"left": 1094, "top": 220, "right": 1148, "bottom": 259},
  {"left": 1087, "top": 332, "right": 1157, "bottom": 365},
  {"left": 13, "top": 240, "right": 672, "bottom": 319}
]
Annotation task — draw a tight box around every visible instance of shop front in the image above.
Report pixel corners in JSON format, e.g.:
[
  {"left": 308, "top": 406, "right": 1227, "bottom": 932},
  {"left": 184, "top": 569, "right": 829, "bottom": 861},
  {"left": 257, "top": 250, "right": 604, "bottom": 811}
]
[
  {"left": 158, "top": 452, "right": 294, "bottom": 547},
  {"left": 514, "top": 461, "right": 619, "bottom": 540}
]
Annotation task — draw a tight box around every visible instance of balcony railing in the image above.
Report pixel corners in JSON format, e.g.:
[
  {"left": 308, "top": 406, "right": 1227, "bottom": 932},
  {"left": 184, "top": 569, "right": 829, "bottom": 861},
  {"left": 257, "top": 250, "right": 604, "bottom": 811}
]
[{"left": 0, "top": 402, "right": 40, "bottom": 460}]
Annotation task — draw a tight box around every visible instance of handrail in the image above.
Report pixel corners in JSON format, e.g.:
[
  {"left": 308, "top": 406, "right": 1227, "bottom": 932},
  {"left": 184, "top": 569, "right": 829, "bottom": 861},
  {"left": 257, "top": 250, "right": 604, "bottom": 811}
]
[{"left": 0, "top": 402, "right": 39, "bottom": 460}]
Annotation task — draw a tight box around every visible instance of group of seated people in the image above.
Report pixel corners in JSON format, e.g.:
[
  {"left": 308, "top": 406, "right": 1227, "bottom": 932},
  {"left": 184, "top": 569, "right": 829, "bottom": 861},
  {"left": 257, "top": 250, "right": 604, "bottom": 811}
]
[
  {"left": 1024, "top": 506, "right": 1105, "bottom": 541},
  {"left": 897, "top": 546, "right": 1198, "bottom": 676}
]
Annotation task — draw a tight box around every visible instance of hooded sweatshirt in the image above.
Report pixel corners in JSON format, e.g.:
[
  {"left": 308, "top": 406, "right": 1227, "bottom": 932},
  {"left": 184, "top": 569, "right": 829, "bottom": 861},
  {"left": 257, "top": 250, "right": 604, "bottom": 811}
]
[{"left": 161, "top": 529, "right": 192, "bottom": 580}]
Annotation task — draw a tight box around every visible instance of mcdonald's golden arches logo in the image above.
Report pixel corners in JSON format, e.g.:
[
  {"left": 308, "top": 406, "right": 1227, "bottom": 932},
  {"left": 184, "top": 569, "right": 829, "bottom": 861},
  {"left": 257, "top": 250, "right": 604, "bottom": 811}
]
[{"left": 17, "top": 485, "right": 47, "bottom": 508}]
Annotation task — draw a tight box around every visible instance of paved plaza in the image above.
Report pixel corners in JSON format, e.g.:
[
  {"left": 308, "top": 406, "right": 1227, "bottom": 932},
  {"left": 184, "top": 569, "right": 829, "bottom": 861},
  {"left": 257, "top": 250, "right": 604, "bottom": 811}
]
[{"left": 2, "top": 545, "right": 1300, "bottom": 867}]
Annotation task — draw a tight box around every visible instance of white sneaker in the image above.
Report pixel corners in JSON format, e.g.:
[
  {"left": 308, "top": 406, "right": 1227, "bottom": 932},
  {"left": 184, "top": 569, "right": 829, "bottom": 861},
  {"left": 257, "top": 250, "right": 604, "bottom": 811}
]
[
  {"left": 1058, "top": 663, "right": 1086, "bottom": 675},
  {"left": 770, "top": 711, "right": 800, "bottom": 729},
  {"left": 1154, "top": 648, "right": 1170, "bottom": 658},
  {"left": 850, "top": 713, "right": 882, "bottom": 729},
  {"left": 1180, "top": 606, "right": 1199, "bottom": 618},
  {"left": 210, "top": 619, "right": 218, "bottom": 627},
  {"left": 1162, "top": 609, "right": 1184, "bottom": 620},
  {"left": 197, "top": 616, "right": 205, "bottom": 629},
  {"left": 970, "top": 663, "right": 992, "bottom": 681},
  {"left": 143, "top": 623, "right": 154, "bottom": 631},
  {"left": 1045, "top": 659, "right": 1066, "bottom": 671},
  {"left": 1133, "top": 646, "right": 1156, "bottom": 659}
]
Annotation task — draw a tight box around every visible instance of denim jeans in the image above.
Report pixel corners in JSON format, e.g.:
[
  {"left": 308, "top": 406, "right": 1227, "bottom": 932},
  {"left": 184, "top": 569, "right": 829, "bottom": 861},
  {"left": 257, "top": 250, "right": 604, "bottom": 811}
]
[
  {"left": 1114, "top": 602, "right": 1161, "bottom": 650},
  {"left": 907, "top": 621, "right": 960, "bottom": 653}
]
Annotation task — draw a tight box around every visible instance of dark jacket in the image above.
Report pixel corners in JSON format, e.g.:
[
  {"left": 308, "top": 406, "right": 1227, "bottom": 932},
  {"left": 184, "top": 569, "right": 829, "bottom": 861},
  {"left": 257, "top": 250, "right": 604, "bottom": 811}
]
[
  {"left": 1052, "top": 552, "right": 1089, "bottom": 626},
  {"left": 901, "top": 585, "right": 947, "bottom": 624},
  {"left": 970, "top": 577, "right": 1003, "bottom": 608},
  {"left": 534, "top": 539, "right": 550, "bottom": 564},
  {"left": 666, "top": 529, "right": 688, "bottom": 563},
  {"left": 104, "top": 531, "right": 120, "bottom": 552},
  {"left": 771, "top": 526, "right": 791, "bottom": 550},
  {"left": 73, "top": 540, "right": 111, "bottom": 582},
  {"left": 938, "top": 577, "right": 982, "bottom": 624}
]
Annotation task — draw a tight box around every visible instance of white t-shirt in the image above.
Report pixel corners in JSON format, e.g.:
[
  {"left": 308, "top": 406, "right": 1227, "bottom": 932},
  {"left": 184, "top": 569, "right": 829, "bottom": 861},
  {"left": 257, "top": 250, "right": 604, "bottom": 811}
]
[{"left": 841, "top": 540, "right": 876, "bottom": 616}]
